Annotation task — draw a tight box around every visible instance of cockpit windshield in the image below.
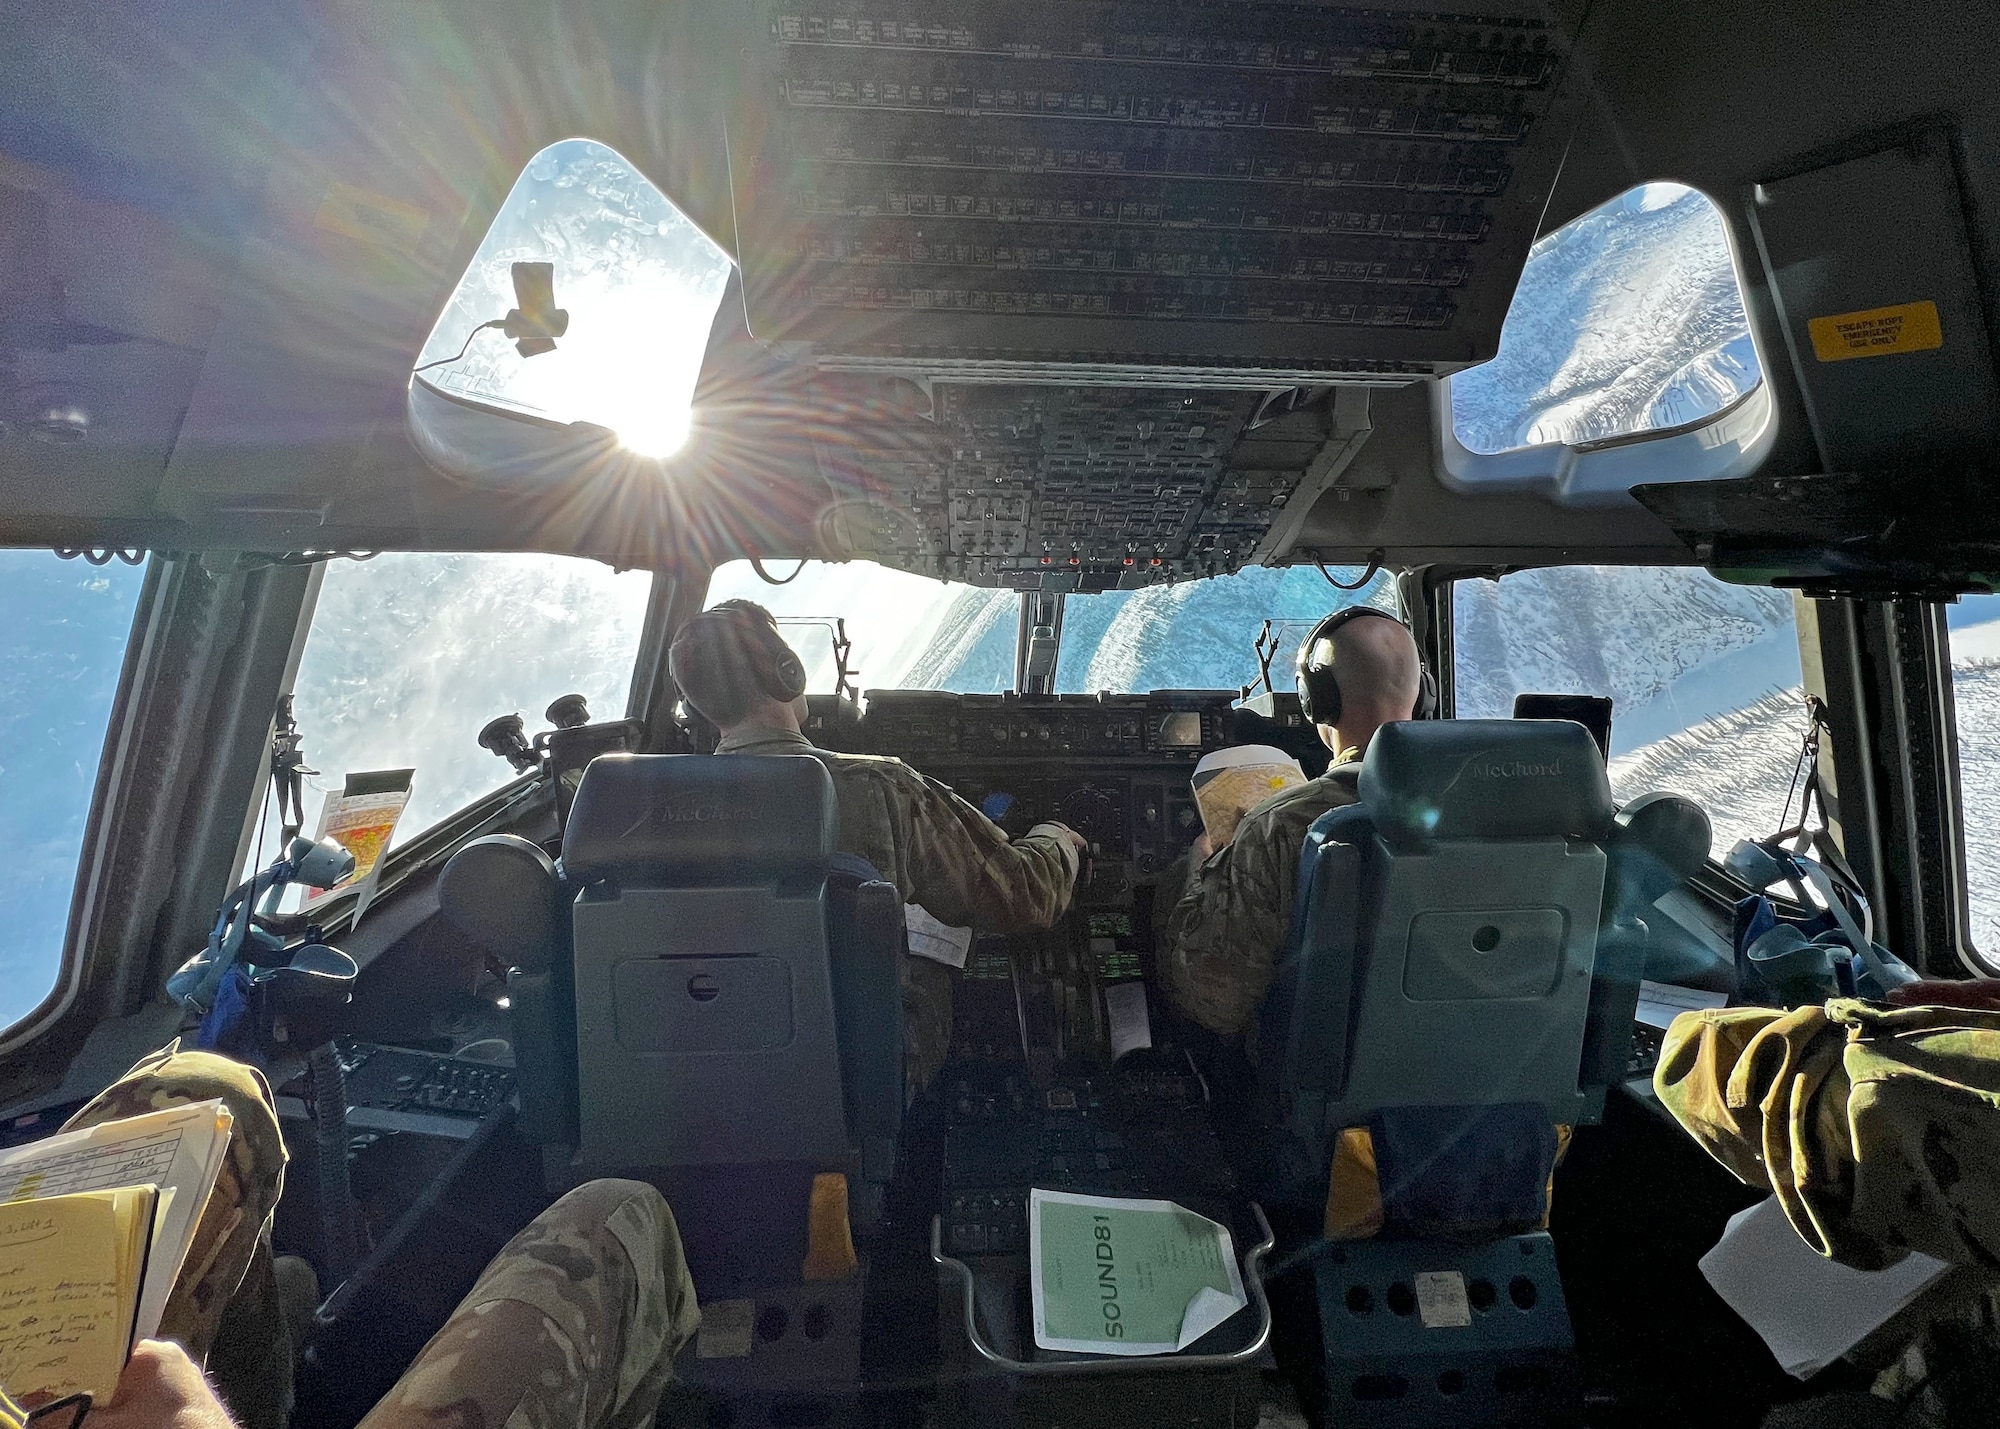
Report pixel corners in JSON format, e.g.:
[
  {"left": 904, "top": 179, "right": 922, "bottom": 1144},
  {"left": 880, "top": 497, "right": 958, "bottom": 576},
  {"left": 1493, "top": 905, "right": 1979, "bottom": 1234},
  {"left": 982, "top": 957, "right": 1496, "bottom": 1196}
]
[
  {"left": 703, "top": 560, "right": 1017, "bottom": 693},
  {"left": 703, "top": 560, "right": 1393, "bottom": 697},
  {"left": 1055, "top": 566, "right": 1394, "bottom": 694}
]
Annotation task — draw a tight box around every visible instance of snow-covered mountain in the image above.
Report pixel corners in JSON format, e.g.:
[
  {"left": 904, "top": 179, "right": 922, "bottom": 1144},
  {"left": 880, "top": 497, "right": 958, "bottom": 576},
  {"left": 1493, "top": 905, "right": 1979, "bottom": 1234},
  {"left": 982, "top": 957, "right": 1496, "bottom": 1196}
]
[{"left": 1450, "top": 183, "right": 1760, "bottom": 453}]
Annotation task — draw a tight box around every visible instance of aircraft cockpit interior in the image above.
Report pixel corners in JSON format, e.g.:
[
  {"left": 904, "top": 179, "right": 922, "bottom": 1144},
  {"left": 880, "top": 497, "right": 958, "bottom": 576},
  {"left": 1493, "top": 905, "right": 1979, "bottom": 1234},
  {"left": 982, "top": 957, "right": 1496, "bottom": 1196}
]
[{"left": 7, "top": 1, "right": 2000, "bottom": 1426}]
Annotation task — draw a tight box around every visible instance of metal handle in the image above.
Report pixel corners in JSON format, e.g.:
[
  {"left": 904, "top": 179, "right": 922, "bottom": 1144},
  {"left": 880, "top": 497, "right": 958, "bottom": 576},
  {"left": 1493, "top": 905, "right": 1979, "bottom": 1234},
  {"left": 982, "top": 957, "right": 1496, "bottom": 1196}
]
[{"left": 930, "top": 1203, "right": 1274, "bottom": 1377}]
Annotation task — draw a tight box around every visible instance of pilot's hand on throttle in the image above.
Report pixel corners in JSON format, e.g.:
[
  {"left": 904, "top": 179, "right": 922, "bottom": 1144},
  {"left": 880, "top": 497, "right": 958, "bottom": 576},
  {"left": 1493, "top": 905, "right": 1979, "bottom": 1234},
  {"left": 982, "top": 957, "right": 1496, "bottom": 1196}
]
[{"left": 1046, "top": 822, "right": 1090, "bottom": 858}]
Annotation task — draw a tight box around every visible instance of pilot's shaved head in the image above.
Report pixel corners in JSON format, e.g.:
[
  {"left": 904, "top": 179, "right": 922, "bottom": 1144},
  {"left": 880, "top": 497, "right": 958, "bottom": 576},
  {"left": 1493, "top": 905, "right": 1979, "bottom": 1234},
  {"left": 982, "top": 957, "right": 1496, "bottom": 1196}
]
[{"left": 1329, "top": 612, "right": 1422, "bottom": 734}]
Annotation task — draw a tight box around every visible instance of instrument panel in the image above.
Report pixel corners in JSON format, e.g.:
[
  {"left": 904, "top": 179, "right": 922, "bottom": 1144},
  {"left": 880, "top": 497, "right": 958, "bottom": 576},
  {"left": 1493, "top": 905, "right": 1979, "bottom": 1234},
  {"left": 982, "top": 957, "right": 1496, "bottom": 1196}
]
[{"left": 842, "top": 688, "right": 1317, "bottom": 896}]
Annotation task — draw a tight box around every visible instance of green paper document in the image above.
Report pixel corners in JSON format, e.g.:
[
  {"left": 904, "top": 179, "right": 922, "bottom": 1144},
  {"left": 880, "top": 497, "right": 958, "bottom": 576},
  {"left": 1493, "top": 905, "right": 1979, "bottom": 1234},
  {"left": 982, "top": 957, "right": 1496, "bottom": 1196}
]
[{"left": 1028, "top": 1189, "right": 1248, "bottom": 1356}]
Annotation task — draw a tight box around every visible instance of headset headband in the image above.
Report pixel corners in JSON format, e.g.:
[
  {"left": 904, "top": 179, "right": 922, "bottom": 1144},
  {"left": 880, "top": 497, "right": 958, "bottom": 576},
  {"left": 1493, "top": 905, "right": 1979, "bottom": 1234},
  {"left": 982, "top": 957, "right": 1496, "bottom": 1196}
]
[{"left": 1294, "top": 604, "right": 1437, "bottom": 729}]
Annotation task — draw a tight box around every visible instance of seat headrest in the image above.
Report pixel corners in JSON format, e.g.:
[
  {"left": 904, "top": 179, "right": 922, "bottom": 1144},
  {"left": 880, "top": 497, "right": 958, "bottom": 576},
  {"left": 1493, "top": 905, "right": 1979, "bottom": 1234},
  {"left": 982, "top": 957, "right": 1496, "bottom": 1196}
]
[
  {"left": 562, "top": 754, "right": 837, "bottom": 886},
  {"left": 439, "top": 834, "right": 561, "bottom": 973},
  {"left": 1360, "top": 720, "right": 1614, "bottom": 843},
  {"left": 1605, "top": 792, "right": 1713, "bottom": 912}
]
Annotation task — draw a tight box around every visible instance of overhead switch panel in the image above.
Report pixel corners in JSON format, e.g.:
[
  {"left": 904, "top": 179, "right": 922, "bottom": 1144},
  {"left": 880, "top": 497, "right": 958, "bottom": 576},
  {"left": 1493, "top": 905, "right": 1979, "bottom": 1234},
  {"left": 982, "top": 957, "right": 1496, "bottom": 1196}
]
[
  {"left": 726, "top": 0, "right": 1575, "bottom": 382},
  {"left": 814, "top": 380, "right": 1319, "bottom": 587}
]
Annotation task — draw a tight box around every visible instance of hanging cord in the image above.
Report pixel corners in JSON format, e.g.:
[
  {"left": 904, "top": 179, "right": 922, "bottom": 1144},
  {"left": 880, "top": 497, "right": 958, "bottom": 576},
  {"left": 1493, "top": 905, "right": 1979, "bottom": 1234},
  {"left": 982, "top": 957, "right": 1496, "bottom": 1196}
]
[
  {"left": 1775, "top": 694, "right": 1834, "bottom": 843},
  {"left": 1312, "top": 549, "right": 1384, "bottom": 592},
  {"left": 269, "top": 694, "right": 314, "bottom": 844},
  {"left": 750, "top": 556, "right": 807, "bottom": 585},
  {"left": 412, "top": 319, "right": 505, "bottom": 374},
  {"left": 262, "top": 551, "right": 378, "bottom": 568},
  {"left": 55, "top": 548, "right": 146, "bottom": 566}
]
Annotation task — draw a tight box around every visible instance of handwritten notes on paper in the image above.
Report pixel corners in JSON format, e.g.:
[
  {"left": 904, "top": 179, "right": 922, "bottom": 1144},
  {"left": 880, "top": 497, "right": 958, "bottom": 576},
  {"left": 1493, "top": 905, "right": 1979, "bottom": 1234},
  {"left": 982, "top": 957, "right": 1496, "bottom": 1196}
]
[
  {"left": 0, "top": 1187, "right": 154, "bottom": 1403},
  {"left": 0, "top": 1099, "right": 233, "bottom": 1348}
]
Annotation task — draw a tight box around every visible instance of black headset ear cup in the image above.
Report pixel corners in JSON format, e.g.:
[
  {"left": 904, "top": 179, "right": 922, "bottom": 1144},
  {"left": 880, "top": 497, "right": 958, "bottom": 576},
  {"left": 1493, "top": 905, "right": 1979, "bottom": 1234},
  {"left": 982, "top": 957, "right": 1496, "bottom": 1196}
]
[
  {"left": 1414, "top": 664, "right": 1439, "bottom": 720},
  {"left": 770, "top": 645, "right": 807, "bottom": 702}
]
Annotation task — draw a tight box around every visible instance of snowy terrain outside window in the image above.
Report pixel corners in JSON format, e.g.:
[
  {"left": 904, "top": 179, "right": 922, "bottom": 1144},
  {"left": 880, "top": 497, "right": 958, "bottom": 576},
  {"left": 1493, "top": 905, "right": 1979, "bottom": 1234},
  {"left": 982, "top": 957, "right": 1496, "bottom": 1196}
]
[
  {"left": 1056, "top": 566, "right": 1392, "bottom": 693},
  {"left": 1453, "top": 567, "right": 1804, "bottom": 858},
  {"left": 414, "top": 138, "right": 734, "bottom": 457},
  {"left": 0, "top": 552, "right": 147, "bottom": 1029},
  {"left": 1946, "top": 596, "right": 2000, "bottom": 965},
  {"left": 250, "top": 554, "right": 653, "bottom": 887},
  {"left": 1451, "top": 184, "right": 1761, "bottom": 454}
]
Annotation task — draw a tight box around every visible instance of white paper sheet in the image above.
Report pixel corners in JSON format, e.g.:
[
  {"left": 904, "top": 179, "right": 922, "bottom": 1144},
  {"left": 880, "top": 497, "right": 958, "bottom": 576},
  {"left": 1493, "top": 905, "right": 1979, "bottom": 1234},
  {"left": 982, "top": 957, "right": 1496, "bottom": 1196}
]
[
  {"left": 1635, "top": 979, "right": 1729, "bottom": 1030},
  {"left": 905, "top": 904, "right": 972, "bottom": 969},
  {"left": 1103, "top": 982, "right": 1153, "bottom": 1060},
  {"left": 1699, "top": 1196, "right": 1951, "bottom": 1378},
  {"left": 1415, "top": 1270, "right": 1472, "bottom": 1328},
  {"left": 0, "top": 1098, "right": 235, "bottom": 1345}
]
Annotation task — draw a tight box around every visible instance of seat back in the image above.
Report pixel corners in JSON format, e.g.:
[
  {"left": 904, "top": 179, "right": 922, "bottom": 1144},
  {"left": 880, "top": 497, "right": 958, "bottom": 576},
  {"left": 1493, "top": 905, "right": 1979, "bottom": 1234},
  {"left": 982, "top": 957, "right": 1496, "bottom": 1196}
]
[
  {"left": 1277, "top": 720, "right": 1616, "bottom": 1161},
  {"left": 563, "top": 753, "right": 853, "bottom": 1171}
]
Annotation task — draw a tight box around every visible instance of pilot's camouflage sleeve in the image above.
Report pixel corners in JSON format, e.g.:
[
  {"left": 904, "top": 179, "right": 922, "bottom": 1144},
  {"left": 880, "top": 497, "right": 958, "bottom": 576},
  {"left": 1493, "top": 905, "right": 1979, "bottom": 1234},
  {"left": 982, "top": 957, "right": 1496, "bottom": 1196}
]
[
  {"left": 823, "top": 755, "right": 1081, "bottom": 931},
  {"left": 819, "top": 753, "right": 1080, "bottom": 1088},
  {"left": 361, "top": 1178, "right": 698, "bottom": 1429},
  {"left": 1161, "top": 773, "right": 1361, "bottom": 1038},
  {"left": 902, "top": 775, "right": 1081, "bottom": 933},
  {"left": 1653, "top": 998, "right": 2000, "bottom": 1270}
]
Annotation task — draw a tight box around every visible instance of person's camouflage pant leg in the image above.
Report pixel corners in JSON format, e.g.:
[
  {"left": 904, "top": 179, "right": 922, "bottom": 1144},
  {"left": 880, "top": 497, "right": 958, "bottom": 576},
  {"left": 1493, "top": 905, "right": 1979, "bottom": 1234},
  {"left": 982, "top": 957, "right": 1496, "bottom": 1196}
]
[
  {"left": 60, "top": 1041, "right": 288, "bottom": 1360},
  {"left": 358, "top": 1179, "right": 699, "bottom": 1429},
  {"left": 60, "top": 1040, "right": 293, "bottom": 1429}
]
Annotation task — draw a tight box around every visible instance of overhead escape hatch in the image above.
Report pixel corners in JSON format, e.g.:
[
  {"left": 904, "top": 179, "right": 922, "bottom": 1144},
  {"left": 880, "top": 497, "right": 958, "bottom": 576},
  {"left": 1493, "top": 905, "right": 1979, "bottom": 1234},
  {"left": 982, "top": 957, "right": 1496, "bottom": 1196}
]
[{"left": 413, "top": 139, "right": 732, "bottom": 457}]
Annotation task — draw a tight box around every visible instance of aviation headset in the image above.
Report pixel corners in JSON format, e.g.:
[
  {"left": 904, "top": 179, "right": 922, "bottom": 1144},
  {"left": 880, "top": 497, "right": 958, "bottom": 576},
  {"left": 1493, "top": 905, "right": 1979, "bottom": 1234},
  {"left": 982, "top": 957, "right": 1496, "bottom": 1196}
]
[
  {"left": 691, "top": 599, "right": 809, "bottom": 704},
  {"left": 1294, "top": 605, "right": 1438, "bottom": 729}
]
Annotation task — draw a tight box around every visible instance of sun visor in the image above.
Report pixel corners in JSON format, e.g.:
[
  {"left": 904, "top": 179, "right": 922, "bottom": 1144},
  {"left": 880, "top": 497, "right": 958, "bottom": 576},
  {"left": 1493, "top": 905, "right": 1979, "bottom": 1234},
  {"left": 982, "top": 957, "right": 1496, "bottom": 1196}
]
[{"left": 722, "top": 0, "right": 1583, "bottom": 386}]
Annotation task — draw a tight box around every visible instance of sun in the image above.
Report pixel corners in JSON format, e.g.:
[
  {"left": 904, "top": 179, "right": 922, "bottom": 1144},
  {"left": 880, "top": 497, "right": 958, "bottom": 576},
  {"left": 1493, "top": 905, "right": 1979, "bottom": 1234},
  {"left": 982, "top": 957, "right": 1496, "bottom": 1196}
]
[{"left": 614, "top": 406, "right": 691, "bottom": 458}]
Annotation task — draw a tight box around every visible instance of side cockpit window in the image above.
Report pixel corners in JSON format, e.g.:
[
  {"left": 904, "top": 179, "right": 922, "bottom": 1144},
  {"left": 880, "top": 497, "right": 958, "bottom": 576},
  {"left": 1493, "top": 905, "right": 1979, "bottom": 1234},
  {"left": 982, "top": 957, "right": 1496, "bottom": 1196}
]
[
  {"left": 1453, "top": 566, "right": 1804, "bottom": 858},
  {"left": 1, "top": 550, "right": 147, "bottom": 1030},
  {"left": 245, "top": 553, "right": 652, "bottom": 897},
  {"left": 1946, "top": 597, "right": 2000, "bottom": 967},
  {"left": 1451, "top": 183, "right": 1762, "bottom": 455}
]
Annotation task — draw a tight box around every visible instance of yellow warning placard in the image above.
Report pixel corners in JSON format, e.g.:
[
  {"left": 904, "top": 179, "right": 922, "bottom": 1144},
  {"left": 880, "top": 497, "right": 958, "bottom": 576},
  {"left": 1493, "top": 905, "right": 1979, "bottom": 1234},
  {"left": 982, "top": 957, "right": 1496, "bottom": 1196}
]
[
  {"left": 314, "top": 181, "right": 430, "bottom": 253},
  {"left": 1807, "top": 300, "right": 1943, "bottom": 362}
]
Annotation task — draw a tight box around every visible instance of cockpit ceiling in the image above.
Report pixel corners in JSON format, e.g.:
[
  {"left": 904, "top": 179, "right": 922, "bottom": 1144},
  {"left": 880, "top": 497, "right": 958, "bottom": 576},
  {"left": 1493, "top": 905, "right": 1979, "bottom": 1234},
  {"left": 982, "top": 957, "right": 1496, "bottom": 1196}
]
[
  {"left": 2, "top": 0, "right": 1999, "bottom": 567},
  {"left": 726, "top": 0, "right": 1575, "bottom": 382}
]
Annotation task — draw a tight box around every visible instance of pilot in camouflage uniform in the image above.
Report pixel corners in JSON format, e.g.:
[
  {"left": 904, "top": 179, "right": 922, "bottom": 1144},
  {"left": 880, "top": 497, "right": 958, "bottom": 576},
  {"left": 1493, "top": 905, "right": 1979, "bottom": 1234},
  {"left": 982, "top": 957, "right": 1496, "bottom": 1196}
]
[
  {"left": 39, "top": 1043, "right": 698, "bottom": 1429},
  {"left": 1163, "top": 766, "right": 1362, "bottom": 1038},
  {"left": 1160, "top": 608, "right": 1427, "bottom": 1241},
  {"left": 671, "top": 600, "right": 1084, "bottom": 1089},
  {"left": 1656, "top": 994, "right": 2000, "bottom": 1424},
  {"left": 1161, "top": 606, "right": 1425, "bottom": 1040}
]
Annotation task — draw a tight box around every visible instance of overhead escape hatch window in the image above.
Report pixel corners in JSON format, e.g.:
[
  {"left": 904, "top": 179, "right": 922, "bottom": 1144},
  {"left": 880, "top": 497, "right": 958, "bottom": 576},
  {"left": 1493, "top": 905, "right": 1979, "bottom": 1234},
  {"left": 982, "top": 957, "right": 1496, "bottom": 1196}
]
[
  {"left": 414, "top": 139, "right": 733, "bottom": 456},
  {"left": 1451, "top": 184, "right": 1762, "bottom": 454}
]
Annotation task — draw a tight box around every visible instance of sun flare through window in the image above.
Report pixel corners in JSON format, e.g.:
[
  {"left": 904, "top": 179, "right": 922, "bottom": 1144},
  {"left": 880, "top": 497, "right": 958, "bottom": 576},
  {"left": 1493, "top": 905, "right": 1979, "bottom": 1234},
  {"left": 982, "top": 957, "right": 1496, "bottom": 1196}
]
[{"left": 412, "top": 139, "right": 733, "bottom": 458}]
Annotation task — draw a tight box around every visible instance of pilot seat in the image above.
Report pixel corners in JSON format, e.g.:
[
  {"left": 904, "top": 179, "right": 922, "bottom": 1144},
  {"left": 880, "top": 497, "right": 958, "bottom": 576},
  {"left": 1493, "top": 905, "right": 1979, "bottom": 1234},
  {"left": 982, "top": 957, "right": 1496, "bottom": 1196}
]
[
  {"left": 440, "top": 752, "right": 907, "bottom": 1429},
  {"left": 1263, "top": 718, "right": 1709, "bottom": 1428}
]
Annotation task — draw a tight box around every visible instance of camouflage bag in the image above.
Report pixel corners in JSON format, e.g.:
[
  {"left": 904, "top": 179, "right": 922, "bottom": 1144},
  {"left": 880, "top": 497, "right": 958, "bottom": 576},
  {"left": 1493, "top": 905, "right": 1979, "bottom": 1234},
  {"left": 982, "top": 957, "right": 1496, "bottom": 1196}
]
[{"left": 1656, "top": 998, "right": 2000, "bottom": 1271}]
